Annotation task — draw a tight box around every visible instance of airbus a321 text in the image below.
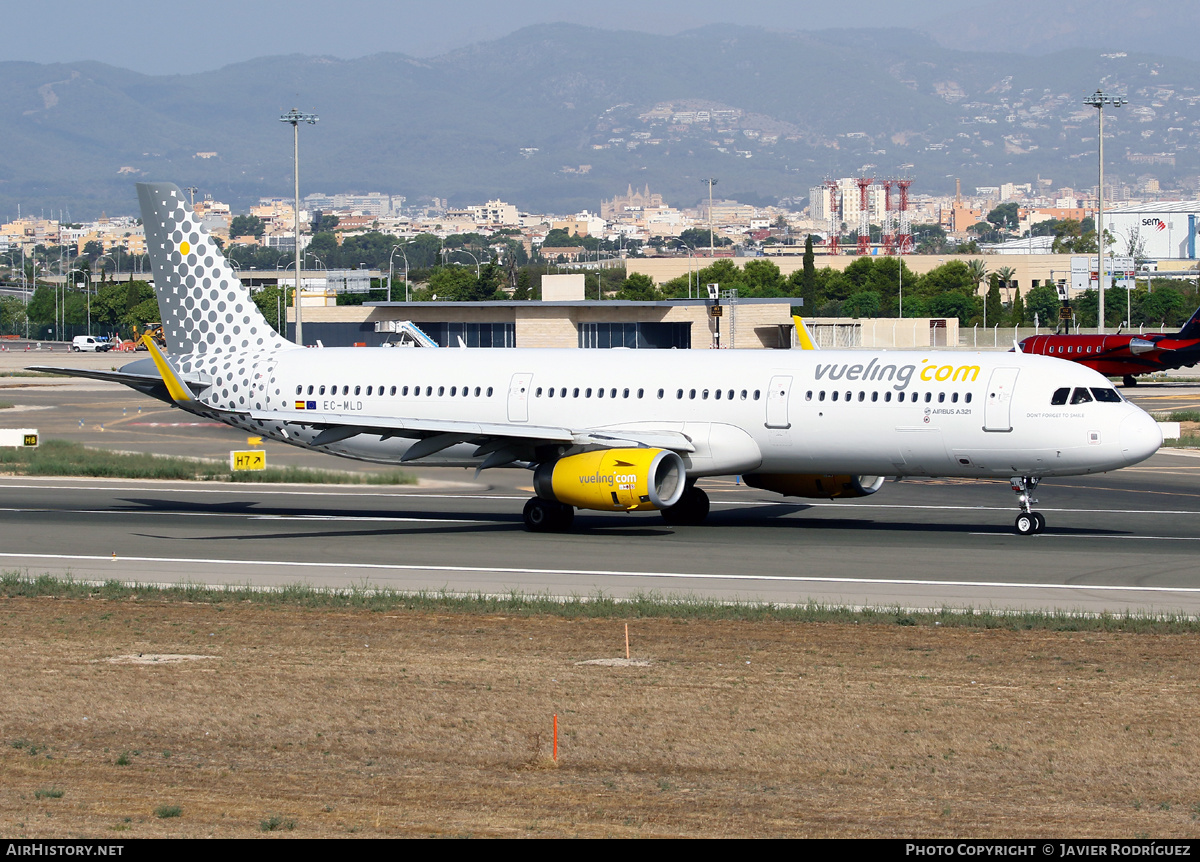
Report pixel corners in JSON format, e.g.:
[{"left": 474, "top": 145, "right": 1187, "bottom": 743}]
[{"left": 34, "top": 183, "right": 1163, "bottom": 536}]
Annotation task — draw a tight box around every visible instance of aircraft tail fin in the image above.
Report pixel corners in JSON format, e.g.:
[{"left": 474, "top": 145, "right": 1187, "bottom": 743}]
[
  {"left": 793, "top": 315, "right": 820, "bottom": 350},
  {"left": 137, "top": 182, "right": 294, "bottom": 357},
  {"left": 1176, "top": 304, "right": 1200, "bottom": 340}
]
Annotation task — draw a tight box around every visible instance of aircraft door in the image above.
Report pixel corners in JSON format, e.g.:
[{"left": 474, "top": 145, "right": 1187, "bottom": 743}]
[
  {"left": 507, "top": 372, "right": 533, "bottom": 422},
  {"left": 765, "top": 375, "right": 792, "bottom": 429},
  {"left": 983, "top": 367, "right": 1019, "bottom": 432}
]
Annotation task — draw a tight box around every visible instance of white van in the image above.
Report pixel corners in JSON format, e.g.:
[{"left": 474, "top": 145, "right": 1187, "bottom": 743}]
[{"left": 71, "top": 335, "right": 111, "bottom": 352}]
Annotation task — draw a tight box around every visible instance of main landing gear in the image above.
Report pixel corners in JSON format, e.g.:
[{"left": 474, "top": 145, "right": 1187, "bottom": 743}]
[
  {"left": 1123, "top": 374, "right": 1138, "bottom": 387},
  {"left": 1010, "top": 476, "right": 1046, "bottom": 536},
  {"left": 661, "top": 485, "right": 710, "bottom": 526},
  {"left": 523, "top": 497, "right": 575, "bottom": 532}
]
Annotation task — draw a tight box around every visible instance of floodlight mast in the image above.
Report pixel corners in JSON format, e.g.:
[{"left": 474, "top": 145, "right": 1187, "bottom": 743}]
[
  {"left": 280, "top": 108, "right": 318, "bottom": 346},
  {"left": 1084, "top": 89, "right": 1126, "bottom": 334}
]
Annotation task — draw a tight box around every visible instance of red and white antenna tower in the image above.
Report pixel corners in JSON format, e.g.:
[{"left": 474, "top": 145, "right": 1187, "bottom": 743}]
[
  {"left": 881, "top": 179, "right": 896, "bottom": 255},
  {"left": 895, "top": 178, "right": 914, "bottom": 254},
  {"left": 823, "top": 178, "right": 840, "bottom": 253},
  {"left": 855, "top": 176, "right": 873, "bottom": 256}
]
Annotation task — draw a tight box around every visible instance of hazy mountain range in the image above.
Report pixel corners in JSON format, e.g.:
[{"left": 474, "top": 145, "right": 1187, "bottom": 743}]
[{"left": 3, "top": 22, "right": 1197, "bottom": 220}]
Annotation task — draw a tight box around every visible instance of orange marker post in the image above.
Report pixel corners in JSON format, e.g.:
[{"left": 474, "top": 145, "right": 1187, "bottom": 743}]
[
  {"left": 553, "top": 714, "right": 558, "bottom": 762},
  {"left": 625, "top": 623, "right": 630, "bottom": 660}
]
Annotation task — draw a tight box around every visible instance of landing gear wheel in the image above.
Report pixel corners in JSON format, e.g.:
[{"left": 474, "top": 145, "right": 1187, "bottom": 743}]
[
  {"left": 523, "top": 498, "right": 574, "bottom": 533},
  {"left": 1009, "top": 475, "right": 1043, "bottom": 536},
  {"left": 661, "top": 485, "right": 710, "bottom": 526},
  {"left": 1123, "top": 374, "right": 1138, "bottom": 387},
  {"left": 1032, "top": 512, "right": 1046, "bottom": 533},
  {"left": 1015, "top": 513, "right": 1036, "bottom": 536}
]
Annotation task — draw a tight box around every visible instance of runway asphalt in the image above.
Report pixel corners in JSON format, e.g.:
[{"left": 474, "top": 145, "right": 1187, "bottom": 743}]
[{"left": 3, "top": 348, "right": 1200, "bottom": 616}]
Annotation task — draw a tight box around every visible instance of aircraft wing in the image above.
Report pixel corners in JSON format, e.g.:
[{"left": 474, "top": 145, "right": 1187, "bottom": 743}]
[
  {"left": 246, "top": 407, "right": 696, "bottom": 465},
  {"left": 27, "top": 364, "right": 177, "bottom": 404}
]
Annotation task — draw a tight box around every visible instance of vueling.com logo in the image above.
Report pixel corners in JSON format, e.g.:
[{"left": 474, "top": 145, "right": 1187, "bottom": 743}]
[{"left": 814, "top": 358, "right": 980, "bottom": 391}]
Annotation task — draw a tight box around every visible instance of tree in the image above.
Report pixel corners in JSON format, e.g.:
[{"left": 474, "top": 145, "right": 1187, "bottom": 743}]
[
  {"left": 966, "top": 259, "right": 988, "bottom": 301},
  {"left": 615, "top": 272, "right": 658, "bottom": 301},
  {"left": 799, "top": 235, "right": 816, "bottom": 312},
  {"left": 986, "top": 203, "right": 1020, "bottom": 232},
  {"left": 1010, "top": 286, "right": 1026, "bottom": 326},
  {"left": 1025, "top": 285, "right": 1061, "bottom": 328},
  {"left": 985, "top": 275, "right": 1004, "bottom": 327},
  {"left": 229, "top": 215, "right": 265, "bottom": 239}
]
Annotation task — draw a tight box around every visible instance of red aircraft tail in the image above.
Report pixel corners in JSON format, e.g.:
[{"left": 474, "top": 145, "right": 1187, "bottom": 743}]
[{"left": 1176, "top": 305, "right": 1200, "bottom": 340}]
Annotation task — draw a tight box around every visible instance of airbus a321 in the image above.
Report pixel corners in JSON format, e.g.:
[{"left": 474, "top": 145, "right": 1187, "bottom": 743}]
[{"left": 34, "top": 183, "right": 1163, "bottom": 536}]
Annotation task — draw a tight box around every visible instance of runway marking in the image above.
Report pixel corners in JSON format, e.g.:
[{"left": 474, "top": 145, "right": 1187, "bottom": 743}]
[
  {"left": 128, "top": 422, "right": 225, "bottom": 427},
  {"left": 0, "top": 506, "right": 484, "bottom": 524},
  {"left": 3, "top": 485, "right": 1200, "bottom": 518},
  {"left": 1, "top": 552, "right": 1198, "bottom": 595}
]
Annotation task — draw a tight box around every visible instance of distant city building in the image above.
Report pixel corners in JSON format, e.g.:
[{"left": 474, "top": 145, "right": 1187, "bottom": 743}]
[
  {"left": 302, "top": 192, "right": 398, "bottom": 218},
  {"left": 601, "top": 184, "right": 664, "bottom": 219}
]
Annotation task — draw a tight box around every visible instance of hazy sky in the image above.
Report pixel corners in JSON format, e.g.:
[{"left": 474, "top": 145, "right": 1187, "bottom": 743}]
[{"left": 11, "top": 0, "right": 981, "bottom": 75}]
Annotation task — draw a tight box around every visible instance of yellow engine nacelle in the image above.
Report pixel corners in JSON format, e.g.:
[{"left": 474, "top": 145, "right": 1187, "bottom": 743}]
[
  {"left": 742, "top": 473, "right": 885, "bottom": 500},
  {"left": 533, "top": 448, "right": 686, "bottom": 512}
]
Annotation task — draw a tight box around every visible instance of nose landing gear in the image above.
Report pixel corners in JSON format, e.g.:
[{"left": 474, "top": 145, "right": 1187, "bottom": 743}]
[{"left": 1010, "top": 476, "right": 1045, "bottom": 535}]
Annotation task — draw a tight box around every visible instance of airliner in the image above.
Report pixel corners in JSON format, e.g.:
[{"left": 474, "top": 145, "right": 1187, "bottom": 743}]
[
  {"left": 34, "top": 183, "right": 1163, "bottom": 536},
  {"left": 1018, "top": 305, "right": 1200, "bottom": 386}
]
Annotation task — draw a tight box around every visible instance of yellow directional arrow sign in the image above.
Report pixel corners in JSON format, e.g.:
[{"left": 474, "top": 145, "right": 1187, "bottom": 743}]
[
  {"left": 247, "top": 436, "right": 262, "bottom": 447},
  {"left": 230, "top": 450, "right": 266, "bottom": 471}
]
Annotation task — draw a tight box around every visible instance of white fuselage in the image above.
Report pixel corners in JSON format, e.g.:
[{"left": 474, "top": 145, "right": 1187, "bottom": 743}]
[{"left": 211, "top": 346, "right": 1161, "bottom": 480}]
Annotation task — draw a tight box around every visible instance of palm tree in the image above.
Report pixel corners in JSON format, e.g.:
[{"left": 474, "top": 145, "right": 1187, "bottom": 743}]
[{"left": 967, "top": 259, "right": 989, "bottom": 325}]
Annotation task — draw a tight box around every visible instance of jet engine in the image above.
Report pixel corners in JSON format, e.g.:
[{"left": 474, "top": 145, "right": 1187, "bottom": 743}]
[
  {"left": 533, "top": 448, "right": 686, "bottom": 512},
  {"left": 742, "top": 473, "right": 886, "bottom": 500}
]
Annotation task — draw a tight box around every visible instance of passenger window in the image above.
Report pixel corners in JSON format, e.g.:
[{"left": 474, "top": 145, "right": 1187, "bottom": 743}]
[
  {"left": 657, "top": 389, "right": 664, "bottom": 399},
  {"left": 535, "top": 387, "right": 543, "bottom": 397},
  {"left": 1070, "top": 387, "right": 1093, "bottom": 404},
  {"left": 474, "top": 387, "right": 480, "bottom": 397},
  {"left": 753, "top": 390, "right": 761, "bottom": 400},
  {"left": 677, "top": 389, "right": 683, "bottom": 399},
  {"left": 1051, "top": 387, "right": 1069, "bottom": 406},
  {"left": 295, "top": 385, "right": 302, "bottom": 395},
  {"left": 951, "top": 392, "right": 958, "bottom": 403},
  {"left": 610, "top": 388, "right": 616, "bottom": 398},
  {"left": 702, "top": 389, "right": 709, "bottom": 400},
  {"left": 449, "top": 387, "right": 456, "bottom": 396},
  {"left": 857, "top": 391, "right": 865, "bottom": 402},
  {"left": 819, "top": 391, "right": 826, "bottom": 401},
  {"left": 637, "top": 389, "right": 644, "bottom": 398},
  {"left": 438, "top": 386, "right": 445, "bottom": 396},
  {"left": 714, "top": 389, "right": 721, "bottom": 400},
  {"left": 884, "top": 391, "right": 892, "bottom": 402},
  {"left": 597, "top": 388, "right": 604, "bottom": 398},
  {"left": 402, "top": 386, "right": 408, "bottom": 396},
  {"left": 965, "top": 393, "right": 972, "bottom": 403},
  {"left": 486, "top": 387, "right": 493, "bottom": 396},
  {"left": 319, "top": 385, "right": 326, "bottom": 395},
  {"left": 740, "top": 390, "right": 747, "bottom": 400},
  {"left": 560, "top": 388, "right": 567, "bottom": 398},
  {"left": 689, "top": 389, "right": 696, "bottom": 400},
  {"left": 623, "top": 388, "right": 630, "bottom": 398},
  {"left": 586, "top": 388, "right": 593, "bottom": 397},
  {"left": 871, "top": 392, "right": 878, "bottom": 402},
  {"left": 832, "top": 391, "right": 839, "bottom": 402},
  {"left": 548, "top": 388, "right": 554, "bottom": 398},
  {"left": 390, "top": 386, "right": 397, "bottom": 396},
  {"left": 573, "top": 388, "right": 579, "bottom": 398},
  {"left": 806, "top": 391, "right": 813, "bottom": 401},
  {"left": 307, "top": 385, "right": 314, "bottom": 395},
  {"left": 938, "top": 392, "right": 945, "bottom": 403}
]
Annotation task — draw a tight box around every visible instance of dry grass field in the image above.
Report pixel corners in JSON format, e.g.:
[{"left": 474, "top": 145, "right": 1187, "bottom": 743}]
[{"left": 2, "top": 594, "right": 1199, "bottom": 838}]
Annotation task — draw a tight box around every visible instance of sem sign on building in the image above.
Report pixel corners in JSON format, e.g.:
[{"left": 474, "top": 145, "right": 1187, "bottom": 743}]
[{"left": 1104, "top": 202, "right": 1200, "bottom": 260}]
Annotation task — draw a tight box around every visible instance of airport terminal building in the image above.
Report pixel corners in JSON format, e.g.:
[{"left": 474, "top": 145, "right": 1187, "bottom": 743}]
[{"left": 287, "top": 298, "right": 798, "bottom": 350}]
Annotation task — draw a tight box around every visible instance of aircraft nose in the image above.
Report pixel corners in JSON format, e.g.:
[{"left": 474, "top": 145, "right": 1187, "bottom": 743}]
[{"left": 1120, "top": 410, "right": 1162, "bottom": 465}]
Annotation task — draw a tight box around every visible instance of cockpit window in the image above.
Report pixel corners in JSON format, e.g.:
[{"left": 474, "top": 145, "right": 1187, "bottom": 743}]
[
  {"left": 1090, "top": 387, "right": 1122, "bottom": 403},
  {"left": 1051, "top": 387, "right": 1070, "bottom": 406},
  {"left": 1070, "top": 387, "right": 1093, "bottom": 405}
]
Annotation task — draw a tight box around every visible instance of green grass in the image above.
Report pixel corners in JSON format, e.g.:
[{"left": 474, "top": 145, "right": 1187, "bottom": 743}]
[
  {"left": 0, "top": 439, "right": 413, "bottom": 484},
  {"left": 154, "top": 805, "right": 182, "bottom": 819},
  {"left": 34, "top": 788, "right": 63, "bottom": 800},
  {"left": 260, "top": 815, "right": 295, "bottom": 832},
  {"left": 2, "top": 572, "right": 1198, "bottom": 633},
  {"left": 1153, "top": 411, "right": 1200, "bottom": 423},
  {"left": 0, "top": 371, "right": 68, "bottom": 378},
  {"left": 0, "top": 401, "right": 12, "bottom": 409}
]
